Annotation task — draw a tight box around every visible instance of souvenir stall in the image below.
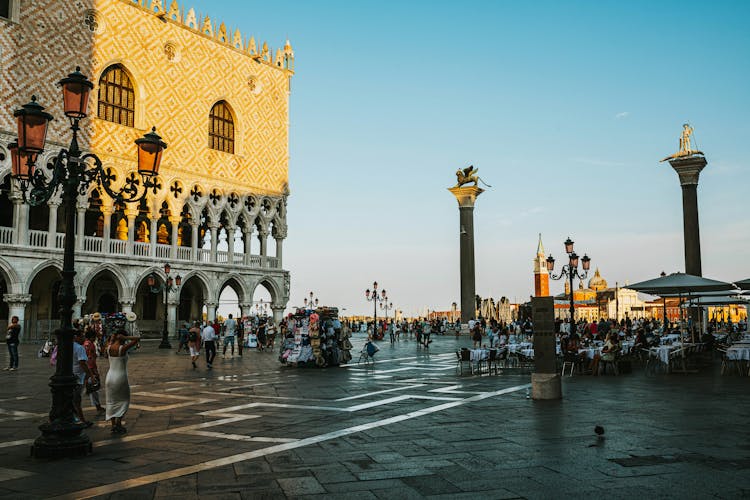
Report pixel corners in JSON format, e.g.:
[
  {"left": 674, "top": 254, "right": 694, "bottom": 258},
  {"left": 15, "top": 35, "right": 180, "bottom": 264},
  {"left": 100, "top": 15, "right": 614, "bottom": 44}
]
[{"left": 280, "top": 307, "right": 353, "bottom": 367}]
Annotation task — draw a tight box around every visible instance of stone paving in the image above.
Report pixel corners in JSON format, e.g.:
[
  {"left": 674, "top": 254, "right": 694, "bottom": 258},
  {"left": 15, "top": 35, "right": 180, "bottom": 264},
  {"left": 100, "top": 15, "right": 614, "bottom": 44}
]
[{"left": 0, "top": 334, "right": 748, "bottom": 499}]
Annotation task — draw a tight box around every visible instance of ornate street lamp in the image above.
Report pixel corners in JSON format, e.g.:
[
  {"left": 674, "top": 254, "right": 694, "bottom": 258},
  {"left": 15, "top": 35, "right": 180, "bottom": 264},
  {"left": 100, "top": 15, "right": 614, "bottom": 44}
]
[
  {"left": 9, "top": 68, "right": 167, "bottom": 458},
  {"left": 148, "top": 263, "right": 181, "bottom": 349},
  {"left": 546, "top": 236, "right": 591, "bottom": 329},
  {"left": 380, "top": 300, "right": 393, "bottom": 325},
  {"left": 364, "top": 281, "right": 387, "bottom": 340},
  {"left": 303, "top": 291, "right": 319, "bottom": 310}
]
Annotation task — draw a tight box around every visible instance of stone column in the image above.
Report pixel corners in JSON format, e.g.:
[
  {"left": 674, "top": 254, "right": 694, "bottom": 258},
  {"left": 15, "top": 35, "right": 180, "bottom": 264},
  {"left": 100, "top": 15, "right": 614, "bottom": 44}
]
[
  {"left": 226, "top": 225, "right": 235, "bottom": 265},
  {"left": 239, "top": 303, "right": 252, "bottom": 319},
  {"left": 206, "top": 302, "right": 218, "bottom": 322},
  {"left": 167, "top": 299, "right": 179, "bottom": 339},
  {"left": 258, "top": 229, "right": 268, "bottom": 257},
  {"left": 169, "top": 216, "right": 181, "bottom": 260},
  {"left": 120, "top": 299, "right": 134, "bottom": 314},
  {"left": 271, "top": 305, "right": 285, "bottom": 325},
  {"left": 243, "top": 227, "right": 253, "bottom": 265},
  {"left": 101, "top": 206, "right": 113, "bottom": 254},
  {"left": 149, "top": 217, "right": 158, "bottom": 258},
  {"left": 448, "top": 186, "right": 484, "bottom": 323},
  {"left": 667, "top": 154, "right": 707, "bottom": 340},
  {"left": 13, "top": 200, "right": 29, "bottom": 246},
  {"left": 3, "top": 294, "right": 32, "bottom": 341},
  {"left": 75, "top": 205, "right": 86, "bottom": 251},
  {"left": 47, "top": 200, "right": 60, "bottom": 249},
  {"left": 531, "top": 296, "right": 561, "bottom": 399},
  {"left": 667, "top": 155, "right": 707, "bottom": 277},
  {"left": 209, "top": 223, "right": 219, "bottom": 263},
  {"left": 190, "top": 220, "right": 199, "bottom": 261},
  {"left": 72, "top": 297, "right": 84, "bottom": 321},
  {"left": 274, "top": 225, "right": 286, "bottom": 268},
  {"left": 125, "top": 211, "right": 137, "bottom": 255}
]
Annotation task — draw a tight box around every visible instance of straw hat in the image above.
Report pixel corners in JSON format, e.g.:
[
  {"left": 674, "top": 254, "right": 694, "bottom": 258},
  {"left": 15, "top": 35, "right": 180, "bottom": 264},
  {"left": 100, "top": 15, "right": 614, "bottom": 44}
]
[
  {"left": 125, "top": 311, "right": 137, "bottom": 322},
  {"left": 91, "top": 312, "right": 102, "bottom": 321}
]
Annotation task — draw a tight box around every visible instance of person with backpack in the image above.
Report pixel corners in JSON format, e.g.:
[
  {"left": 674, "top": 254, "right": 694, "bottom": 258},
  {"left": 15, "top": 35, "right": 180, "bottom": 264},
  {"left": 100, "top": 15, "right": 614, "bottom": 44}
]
[{"left": 188, "top": 321, "right": 201, "bottom": 369}]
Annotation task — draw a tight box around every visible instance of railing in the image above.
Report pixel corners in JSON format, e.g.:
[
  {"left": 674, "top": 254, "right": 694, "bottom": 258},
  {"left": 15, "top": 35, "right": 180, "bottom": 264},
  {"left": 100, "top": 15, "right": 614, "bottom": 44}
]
[
  {"left": 0, "top": 226, "right": 13, "bottom": 245},
  {"left": 55, "top": 233, "right": 65, "bottom": 248},
  {"left": 197, "top": 249, "right": 210, "bottom": 262},
  {"left": 110, "top": 239, "right": 127, "bottom": 255},
  {"left": 177, "top": 247, "right": 192, "bottom": 261},
  {"left": 29, "top": 230, "right": 48, "bottom": 247},
  {"left": 216, "top": 251, "right": 228, "bottom": 263},
  {"left": 266, "top": 256, "right": 279, "bottom": 269},
  {"left": 83, "top": 236, "right": 102, "bottom": 253},
  {"left": 248, "top": 255, "right": 261, "bottom": 267},
  {"left": 233, "top": 252, "right": 244, "bottom": 264},
  {"left": 133, "top": 242, "right": 150, "bottom": 257},
  {"left": 156, "top": 244, "right": 171, "bottom": 259}
]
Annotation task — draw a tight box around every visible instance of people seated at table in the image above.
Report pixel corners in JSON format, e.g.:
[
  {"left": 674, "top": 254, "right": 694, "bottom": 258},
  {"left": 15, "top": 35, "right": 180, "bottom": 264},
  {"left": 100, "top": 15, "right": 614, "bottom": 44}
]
[
  {"left": 589, "top": 333, "right": 620, "bottom": 375},
  {"left": 633, "top": 328, "right": 648, "bottom": 350}
]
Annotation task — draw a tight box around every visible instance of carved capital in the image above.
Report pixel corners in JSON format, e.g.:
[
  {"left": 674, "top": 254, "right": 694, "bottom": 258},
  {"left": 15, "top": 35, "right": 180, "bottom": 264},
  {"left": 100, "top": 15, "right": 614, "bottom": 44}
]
[
  {"left": 448, "top": 186, "right": 484, "bottom": 208},
  {"left": 2, "top": 293, "right": 32, "bottom": 305},
  {"left": 668, "top": 155, "right": 707, "bottom": 187}
]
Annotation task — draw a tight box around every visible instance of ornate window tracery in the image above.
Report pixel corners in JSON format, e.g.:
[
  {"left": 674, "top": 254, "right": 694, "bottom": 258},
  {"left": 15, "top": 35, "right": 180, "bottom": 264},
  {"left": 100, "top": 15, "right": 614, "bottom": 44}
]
[
  {"left": 97, "top": 65, "right": 135, "bottom": 127},
  {"left": 209, "top": 101, "right": 235, "bottom": 154}
]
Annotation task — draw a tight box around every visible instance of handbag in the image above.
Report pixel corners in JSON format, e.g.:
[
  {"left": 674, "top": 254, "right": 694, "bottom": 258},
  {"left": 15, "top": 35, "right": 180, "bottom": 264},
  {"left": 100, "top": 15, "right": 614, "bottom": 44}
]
[{"left": 85, "top": 378, "right": 101, "bottom": 394}]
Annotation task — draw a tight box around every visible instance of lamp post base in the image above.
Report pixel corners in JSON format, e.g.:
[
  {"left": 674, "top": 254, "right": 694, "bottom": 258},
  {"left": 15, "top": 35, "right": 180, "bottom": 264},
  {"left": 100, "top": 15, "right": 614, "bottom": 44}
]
[
  {"left": 31, "top": 421, "right": 92, "bottom": 458},
  {"left": 158, "top": 333, "right": 172, "bottom": 349}
]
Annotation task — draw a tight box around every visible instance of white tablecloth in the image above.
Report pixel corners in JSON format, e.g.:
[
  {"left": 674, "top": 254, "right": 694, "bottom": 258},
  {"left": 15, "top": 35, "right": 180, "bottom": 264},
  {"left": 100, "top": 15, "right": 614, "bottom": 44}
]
[
  {"left": 727, "top": 346, "right": 750, "bottom": 361},
  {"left": 470, "top": 349, "right": 488, "bottom": 362},
  {"left": 651, "top": 344, "right": 681, "bottom": 364}
]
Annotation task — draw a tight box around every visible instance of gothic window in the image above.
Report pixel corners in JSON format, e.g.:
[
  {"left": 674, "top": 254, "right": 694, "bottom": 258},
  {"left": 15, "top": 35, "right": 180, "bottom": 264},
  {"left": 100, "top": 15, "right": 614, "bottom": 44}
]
[
  {"left": 208, "top": 101, "right": 235, "bottom": 154},
  {"left": 97, "top": 65, "right": 135, "bottom": 127}
]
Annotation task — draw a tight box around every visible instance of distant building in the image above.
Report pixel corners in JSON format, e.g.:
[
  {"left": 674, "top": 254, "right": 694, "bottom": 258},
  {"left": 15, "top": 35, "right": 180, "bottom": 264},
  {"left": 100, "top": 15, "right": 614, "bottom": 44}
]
[{"left": 533, "top": 234, "right": 549, "bottom": 297}]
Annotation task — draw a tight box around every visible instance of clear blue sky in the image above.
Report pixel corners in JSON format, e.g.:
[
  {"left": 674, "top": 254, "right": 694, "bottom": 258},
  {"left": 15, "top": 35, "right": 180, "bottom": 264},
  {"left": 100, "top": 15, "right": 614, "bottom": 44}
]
[{"left": 196, "top": 0, "right": 750, "bottom": 317}]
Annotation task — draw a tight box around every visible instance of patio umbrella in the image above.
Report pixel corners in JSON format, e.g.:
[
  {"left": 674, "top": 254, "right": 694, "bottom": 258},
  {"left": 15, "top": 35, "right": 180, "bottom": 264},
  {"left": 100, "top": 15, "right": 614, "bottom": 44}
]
[
  {"left": 628, "top": 273, "right": 735, "bottom": 342},
  {"left": 734, "top": 278, "right": 750, "bottom": 291},
  {"left": 628, "top": 273, "right": 735, "bottom": 295},
  {"left": 684, "top": 295, "right": 749, "bottom": 306}
]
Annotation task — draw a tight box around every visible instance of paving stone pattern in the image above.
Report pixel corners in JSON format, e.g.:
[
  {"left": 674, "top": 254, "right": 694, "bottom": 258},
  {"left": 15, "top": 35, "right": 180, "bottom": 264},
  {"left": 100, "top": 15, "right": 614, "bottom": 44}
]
[{"left": 0, "top": 335, "right": 748, "bottom": 499}]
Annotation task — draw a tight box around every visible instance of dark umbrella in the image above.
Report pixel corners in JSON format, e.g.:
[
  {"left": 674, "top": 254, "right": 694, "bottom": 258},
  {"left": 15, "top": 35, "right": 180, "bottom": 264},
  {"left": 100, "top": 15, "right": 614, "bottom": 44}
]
[
  {"left": 628, "top": 273, "right": 735, "bottom": 342},
  {"left": 734, "top": 278, "right": 750, "bottom": 291}
]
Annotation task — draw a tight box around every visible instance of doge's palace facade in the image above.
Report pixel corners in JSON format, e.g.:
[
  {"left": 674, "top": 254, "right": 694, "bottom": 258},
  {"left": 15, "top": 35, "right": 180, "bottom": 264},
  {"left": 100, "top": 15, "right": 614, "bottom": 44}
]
[{"left": 0, "top": 0, "right": 293, "bottom": 340}]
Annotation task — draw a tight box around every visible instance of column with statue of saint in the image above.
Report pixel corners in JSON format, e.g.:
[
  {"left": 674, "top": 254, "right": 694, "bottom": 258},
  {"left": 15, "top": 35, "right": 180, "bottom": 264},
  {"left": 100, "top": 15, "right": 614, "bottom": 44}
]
[{"left": 448, "top": 166, "right": 490, "bottom": 326}]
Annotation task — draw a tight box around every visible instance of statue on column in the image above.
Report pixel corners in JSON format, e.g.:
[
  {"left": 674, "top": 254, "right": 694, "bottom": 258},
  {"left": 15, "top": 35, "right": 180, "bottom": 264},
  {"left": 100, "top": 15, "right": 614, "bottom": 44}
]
[
  {"left": 454, "top": 165, "right": 492, "bottom": 188},
  {"left": 661, "top": 124, "right": 704, "bottom": 162}
]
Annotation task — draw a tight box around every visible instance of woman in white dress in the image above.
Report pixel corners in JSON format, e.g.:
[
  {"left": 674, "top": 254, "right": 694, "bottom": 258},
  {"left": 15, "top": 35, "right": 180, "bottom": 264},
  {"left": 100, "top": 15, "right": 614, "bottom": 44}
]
[{"left": 105, "top": 330, "right": 139, "bottom": 434}]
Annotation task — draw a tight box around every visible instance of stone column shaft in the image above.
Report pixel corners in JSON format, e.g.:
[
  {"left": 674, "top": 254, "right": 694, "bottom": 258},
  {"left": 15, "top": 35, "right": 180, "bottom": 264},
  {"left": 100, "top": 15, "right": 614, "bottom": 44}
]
[
  {"left": 47, "top": 202, "right": 59, "bottom": 248},
  {"left": 190, "top": 222, "right": 199, "bottom": 261},
  {"left": 76, "top": 207, "right": 86, "bottom": 251},
  {"left": 149, "top": 218, "right": 158, "bottom": 257},
  {"left": 448, "top": 186, "right": 484, "bottom": 324},
  {"left": 668, "top": 155, "right": 706, "bottom": 276},
  {"left": 209, "top": 225, "right": 218, "bottom": 263}
]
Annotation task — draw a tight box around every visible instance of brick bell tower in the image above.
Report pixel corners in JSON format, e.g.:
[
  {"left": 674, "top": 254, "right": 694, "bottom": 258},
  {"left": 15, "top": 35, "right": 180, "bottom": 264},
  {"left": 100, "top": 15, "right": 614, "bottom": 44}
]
[{"left": 533, "top": 233, "right": 550, "bottom": 297}]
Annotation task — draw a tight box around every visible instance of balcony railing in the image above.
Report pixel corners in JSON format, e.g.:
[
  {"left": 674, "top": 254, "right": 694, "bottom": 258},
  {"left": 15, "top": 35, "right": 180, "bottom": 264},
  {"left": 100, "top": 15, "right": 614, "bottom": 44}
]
[
  {"left": 29, "top": 230, "right": 47, "bottom": 247},
  {"left": 0, "top": 229, "right": 281, "bottom": 269},
  {"left": 133, "top": 242, "right": 150, "bottom": 257},
  {"left": 197, "top": 249, "right": 210, "bottom": 262},
  {"left": 110, "top": 239, "right": 127, "bottom": 255},
  {"left": 155, "top": 243, "right": 171, "bottom": 259},
  {"left": 83, "top": 236, "right": 102, "bottom": 253},
  {"left": 0, "top": 227, "right": 13, "bottom": 245},
  {"left": 177, "top": 246, "right": 192, "bottom": 260}
]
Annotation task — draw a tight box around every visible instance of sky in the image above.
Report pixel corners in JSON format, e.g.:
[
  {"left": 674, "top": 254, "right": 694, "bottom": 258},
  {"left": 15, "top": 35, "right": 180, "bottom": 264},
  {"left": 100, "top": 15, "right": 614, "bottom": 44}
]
[{"left": 195, "top": 0, "right": 750, "bottom": 318}]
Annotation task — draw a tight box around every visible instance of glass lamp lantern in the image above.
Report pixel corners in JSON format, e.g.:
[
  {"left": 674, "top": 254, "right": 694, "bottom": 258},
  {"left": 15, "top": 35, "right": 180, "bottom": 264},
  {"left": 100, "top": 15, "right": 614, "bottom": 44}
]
[
  {"left": 135, "top": 127, "right": 167, "bottom": 176},
  {"left": 59, "top": 67, "right": 94, "bottom": 119},
  {"left": 564, "top": 237, "right": 574, "bottom": 254},
  {"left": 14, "top": 96, "right": 54, "bottom": 155}
]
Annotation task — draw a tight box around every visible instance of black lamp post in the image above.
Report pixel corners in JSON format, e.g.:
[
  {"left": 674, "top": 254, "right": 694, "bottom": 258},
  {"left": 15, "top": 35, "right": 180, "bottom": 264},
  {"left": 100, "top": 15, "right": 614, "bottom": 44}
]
[
  {"left": 364, "top": 281, "right": 387, "bottom": 340},
  {"left": 148, "top": 263, "right": 181, "bottom": 349},
  {"left": 303, "top": 291, "right": 319, "bottom": 310},
  {"left": 9, "top": 68, "right": 167, "bottom": 458},
  {"left": 546, "top": 237, "right": 591, "bottom": 329}
]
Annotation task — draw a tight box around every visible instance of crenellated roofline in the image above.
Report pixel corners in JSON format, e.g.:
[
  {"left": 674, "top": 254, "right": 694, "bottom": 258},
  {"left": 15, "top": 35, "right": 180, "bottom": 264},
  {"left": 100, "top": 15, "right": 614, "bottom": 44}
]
[{"left": 120, "top": 0, "right": 295, "bottom": 74}]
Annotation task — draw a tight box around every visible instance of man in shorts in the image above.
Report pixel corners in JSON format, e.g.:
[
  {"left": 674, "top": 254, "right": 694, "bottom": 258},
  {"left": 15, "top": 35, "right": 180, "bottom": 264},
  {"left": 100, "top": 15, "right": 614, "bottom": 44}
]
[
  {"left": 188, "top": 321, "right": 201, "bottom": 369},
  {"left": 223, "top": 314, "right": 237, "bottom": 357}
]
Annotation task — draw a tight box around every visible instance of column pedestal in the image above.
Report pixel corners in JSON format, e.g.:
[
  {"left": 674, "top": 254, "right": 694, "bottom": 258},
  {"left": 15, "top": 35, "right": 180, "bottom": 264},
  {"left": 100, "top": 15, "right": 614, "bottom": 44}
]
[{"left": 448, "top": 186, "right": 484, "bottom": 324}]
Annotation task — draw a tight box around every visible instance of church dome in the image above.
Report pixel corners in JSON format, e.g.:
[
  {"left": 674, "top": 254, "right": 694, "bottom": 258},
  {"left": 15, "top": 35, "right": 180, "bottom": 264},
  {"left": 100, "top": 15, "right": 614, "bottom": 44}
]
[{"left": 588, "top": 268, "right": 608, "bottom": 291}]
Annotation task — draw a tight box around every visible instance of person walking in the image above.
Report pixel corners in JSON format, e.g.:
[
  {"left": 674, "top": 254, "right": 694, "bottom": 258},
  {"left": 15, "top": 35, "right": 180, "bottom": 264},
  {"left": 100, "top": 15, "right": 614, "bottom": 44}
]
[
  {"left": 5, "top": 316, "right": 21, "bottom": 371},
  {"left": 83, "top": 328, "right": 105, "bottom": 415},
  {"left": 105, "top": 329, "right": 139, "bottom": 434},
  {"left": 202, "top": 320, "right": 217, "bottom": 369},
  {"left": 188, "top": 321, "right": 201, "bottom": 369},
  {"left": 223, "top": 314, "right": 237, "bottom": 357},
  {"left": 73, "top": 329, "right": 95, "bottom": 427},
  {"left": 176, "top": 322, "right": 189, "bottom": 354}
]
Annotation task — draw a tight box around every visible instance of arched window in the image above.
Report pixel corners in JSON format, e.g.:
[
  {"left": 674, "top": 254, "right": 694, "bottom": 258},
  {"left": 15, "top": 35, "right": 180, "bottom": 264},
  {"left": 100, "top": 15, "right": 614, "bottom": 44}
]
[
  {"left": 209, "top": 101, "right": 235, "bottom": 154},
  {"left": 97, "top": 65, "right": 135, "bottom": 127}
]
